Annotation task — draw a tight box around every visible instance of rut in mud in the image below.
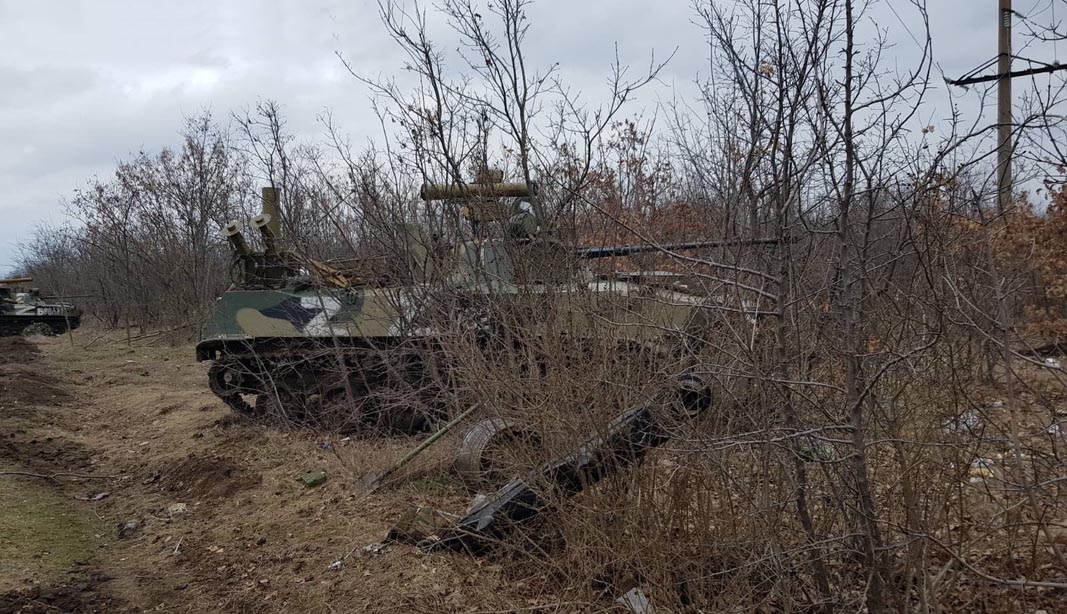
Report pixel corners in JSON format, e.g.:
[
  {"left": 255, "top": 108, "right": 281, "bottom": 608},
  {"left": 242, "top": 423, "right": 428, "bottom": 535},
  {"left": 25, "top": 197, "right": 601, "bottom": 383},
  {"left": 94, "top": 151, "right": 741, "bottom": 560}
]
[
  {"left": 0, "top": 337, "right": 124, "bottom": 613},
  {"left": 0, "top": 334, "right": 557, "bottom": 613}
]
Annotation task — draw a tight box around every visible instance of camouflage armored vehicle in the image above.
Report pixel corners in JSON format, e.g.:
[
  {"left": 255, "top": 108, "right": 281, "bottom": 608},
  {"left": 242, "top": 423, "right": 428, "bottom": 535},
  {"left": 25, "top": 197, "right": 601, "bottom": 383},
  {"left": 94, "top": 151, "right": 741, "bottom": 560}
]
[
  {"left": 196, "top": 182, "right": 768, "bottom": 433},
  {"left": 0, "top": 277, "right": 83, "bottom": 336}
]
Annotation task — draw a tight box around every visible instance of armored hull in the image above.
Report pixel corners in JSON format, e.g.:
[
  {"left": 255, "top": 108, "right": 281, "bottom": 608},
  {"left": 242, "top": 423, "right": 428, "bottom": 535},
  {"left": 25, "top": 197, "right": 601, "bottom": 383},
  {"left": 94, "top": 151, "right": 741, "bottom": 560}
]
[
  {"left": 0, "top": 283, "right": 82, "bottom": 336},
  {"left": 196, "top": 182, "right": 763, "bottom": 434},
  {"left": 0, "top": 313, "right": 82, "bottom": 336},
  {"left": 195, "top": 276, "right": 715, "bottom": 433},
  {"left": 196, "top": 285, "right": 450, "bottom": 433}
]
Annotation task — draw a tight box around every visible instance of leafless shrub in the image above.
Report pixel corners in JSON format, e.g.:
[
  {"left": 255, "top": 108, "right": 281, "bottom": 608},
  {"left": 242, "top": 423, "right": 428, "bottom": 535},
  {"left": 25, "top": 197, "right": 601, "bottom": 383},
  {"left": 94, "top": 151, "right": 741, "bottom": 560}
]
[{"left": 15, "top": 1, "right": 1067, "bottom": 611}]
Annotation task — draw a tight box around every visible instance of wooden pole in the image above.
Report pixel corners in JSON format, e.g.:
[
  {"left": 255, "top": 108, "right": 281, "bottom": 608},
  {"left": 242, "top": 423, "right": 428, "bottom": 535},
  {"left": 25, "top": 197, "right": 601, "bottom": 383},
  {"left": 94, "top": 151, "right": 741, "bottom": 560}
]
[{"left": 997, "top": 0, "right": 1013, "bottom": 213}]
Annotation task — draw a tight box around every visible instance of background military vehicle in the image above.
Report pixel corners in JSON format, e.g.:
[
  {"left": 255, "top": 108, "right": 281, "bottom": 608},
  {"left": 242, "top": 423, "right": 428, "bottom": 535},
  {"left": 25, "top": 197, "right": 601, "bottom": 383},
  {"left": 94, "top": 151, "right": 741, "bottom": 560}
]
[
  {"left": 196, "top": 180, "right": 770, "bottom": 433},
  {"left": 0, "top": 277, "right": 83, "bottom": 336}
]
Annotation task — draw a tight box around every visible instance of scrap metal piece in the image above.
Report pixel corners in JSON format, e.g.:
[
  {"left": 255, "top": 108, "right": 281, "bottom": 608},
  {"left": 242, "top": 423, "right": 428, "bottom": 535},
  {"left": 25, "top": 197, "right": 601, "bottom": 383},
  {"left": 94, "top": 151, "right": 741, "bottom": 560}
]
[
  {"left": 420, "top": 375, "right": 713, "bottom": 554},
  {"left": 454, "top": 418, "right": 543, "bottom": 489},
  {"left": 616, "top": 588, "right": 656, "bottom": 614},
  {"left": 298, "top": 470, "right": 327, "bottom": 488}
]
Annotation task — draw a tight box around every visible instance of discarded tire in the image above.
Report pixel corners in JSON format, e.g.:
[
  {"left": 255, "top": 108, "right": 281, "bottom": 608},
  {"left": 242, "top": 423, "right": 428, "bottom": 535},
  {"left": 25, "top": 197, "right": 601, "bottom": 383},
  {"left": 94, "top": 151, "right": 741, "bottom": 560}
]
[
  {"left": 454, "top": 418, "right": 543, "bottom": 490},
  {"left": 672, "top": 373, "right": 713, "bottom": 418}
]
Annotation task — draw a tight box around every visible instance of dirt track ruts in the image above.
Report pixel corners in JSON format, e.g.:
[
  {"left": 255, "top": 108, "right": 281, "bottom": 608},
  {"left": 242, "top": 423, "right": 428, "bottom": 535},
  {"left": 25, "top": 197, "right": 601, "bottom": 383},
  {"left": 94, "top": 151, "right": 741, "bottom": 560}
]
[{"left": 0, "top": 334, "right": 550, "bottom": 613}]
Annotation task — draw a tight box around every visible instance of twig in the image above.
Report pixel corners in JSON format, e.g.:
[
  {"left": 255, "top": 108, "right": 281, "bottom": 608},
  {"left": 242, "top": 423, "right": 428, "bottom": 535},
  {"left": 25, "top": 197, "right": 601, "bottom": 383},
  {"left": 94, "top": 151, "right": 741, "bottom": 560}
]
[
  {"left": 0, "top": 470, "right": 117, "bottom": 482},
  {"left": 363, "top": 403, "right": 479, "bottom": 491},
  {"left": 468, "top": 602, "right": 607, "bottom": 614},
  {"left": 926, "top": 535, "right": 1067, "bottom": 590}
]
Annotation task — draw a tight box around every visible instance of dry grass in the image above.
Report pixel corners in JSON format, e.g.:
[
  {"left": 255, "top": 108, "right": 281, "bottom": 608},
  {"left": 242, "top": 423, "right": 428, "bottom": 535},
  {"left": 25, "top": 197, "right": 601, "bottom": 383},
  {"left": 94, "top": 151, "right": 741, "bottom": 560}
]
[
  {"left": 2, "top": 326, "right": 1067, "bottom": 612},
  {"left": 0, "top": 331, "right": 569, "bottom": 612}
]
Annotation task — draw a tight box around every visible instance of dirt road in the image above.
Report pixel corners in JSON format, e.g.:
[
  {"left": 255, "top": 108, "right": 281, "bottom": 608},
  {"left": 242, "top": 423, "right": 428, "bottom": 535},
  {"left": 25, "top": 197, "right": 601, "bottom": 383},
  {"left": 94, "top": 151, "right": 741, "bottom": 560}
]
[{"left": 0, "top": 335, "right": 548, "bottom": 613}]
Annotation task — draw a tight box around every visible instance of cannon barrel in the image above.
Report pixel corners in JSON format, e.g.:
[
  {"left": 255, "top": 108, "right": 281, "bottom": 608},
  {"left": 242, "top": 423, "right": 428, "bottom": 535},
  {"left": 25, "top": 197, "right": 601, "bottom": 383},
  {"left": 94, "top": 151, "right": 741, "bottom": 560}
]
[
  {"left": 222, "top": 222, "right": 251, "bottom": 257},
  {"left": 250, "top": 214, "right": 278, "bottom": 254},
  {"left": 420, "top": 182, "right": 533, "bottom": 201},
  {"left": 0, "top": 276, "right": 33, "bottom": 285},
  {"left": 575, "top": 237, "right": 781, "bottom": 259}
]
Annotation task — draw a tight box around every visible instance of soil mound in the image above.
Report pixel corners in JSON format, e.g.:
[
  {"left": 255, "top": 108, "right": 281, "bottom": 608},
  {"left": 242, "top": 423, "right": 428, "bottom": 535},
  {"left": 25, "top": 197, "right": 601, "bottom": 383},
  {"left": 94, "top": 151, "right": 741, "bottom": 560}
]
[
  {"left": 0, "top": 337, "right": 71, "bottom": 407},
  {"left": 157, "top": 454, "right": 262, "bottom": 500},
  {"left": 0, "top": 434, "right": 93, "bottom": 474},
  {"left": 0, "top": 571, "right": 129, "bottom": 614},
  {"left": 0, "top": 337, "right": 39, "bottom": 365}
]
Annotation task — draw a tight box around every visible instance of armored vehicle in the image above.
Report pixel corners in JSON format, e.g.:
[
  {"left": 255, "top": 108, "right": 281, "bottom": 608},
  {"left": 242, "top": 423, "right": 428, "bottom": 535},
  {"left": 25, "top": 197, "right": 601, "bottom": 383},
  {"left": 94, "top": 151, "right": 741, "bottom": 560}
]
[
  {"left": 196, "top": 181, "right": 770, "bottom": 433},
  {"left": 0, "top": 278, "right": 83, "bottom": 336}
]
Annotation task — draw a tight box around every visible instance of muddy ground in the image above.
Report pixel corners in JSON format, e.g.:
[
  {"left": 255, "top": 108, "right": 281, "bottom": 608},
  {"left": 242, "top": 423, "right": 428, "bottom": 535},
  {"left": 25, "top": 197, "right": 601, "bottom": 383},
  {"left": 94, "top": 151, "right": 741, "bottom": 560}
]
[{"left": 0, "top": 334, "right": 565, "bottom": 613}]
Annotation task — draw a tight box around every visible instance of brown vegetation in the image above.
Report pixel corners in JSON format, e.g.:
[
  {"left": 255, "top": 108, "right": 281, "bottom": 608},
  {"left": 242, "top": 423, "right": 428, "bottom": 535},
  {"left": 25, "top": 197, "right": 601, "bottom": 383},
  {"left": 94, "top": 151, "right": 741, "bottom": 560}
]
[{"left": 9, "top": 0, "right": 1067, "bottom": 611}]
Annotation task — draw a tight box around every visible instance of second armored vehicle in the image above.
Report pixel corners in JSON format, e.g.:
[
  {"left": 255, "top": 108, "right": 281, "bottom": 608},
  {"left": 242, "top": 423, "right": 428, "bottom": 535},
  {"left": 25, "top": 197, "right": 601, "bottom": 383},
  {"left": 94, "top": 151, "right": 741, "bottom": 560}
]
[{"left": 0, "top": 278, "right": 83, "bottom": 336}]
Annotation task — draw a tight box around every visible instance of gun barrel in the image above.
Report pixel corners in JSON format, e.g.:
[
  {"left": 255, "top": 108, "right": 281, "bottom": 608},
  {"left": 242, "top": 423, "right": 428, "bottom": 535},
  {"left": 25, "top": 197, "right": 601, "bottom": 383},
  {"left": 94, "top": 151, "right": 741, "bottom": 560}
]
[
  {"left": 576, "top": 237, "right": 781, "bottom": 259},
  {"left": 251, "top": 214, "right": 278, "bottom": 254},
  {"left": 223, "top": 223, "right": 251, "bottom": 257},
  {"left": 420, "top": 182, "right": 533, "bottom": 201},
  {"left": 0, "top": 276, "right": 33, "bottom": 285},
  {"left": 42, "top": 294, "right": 96, "bottom": 300}
]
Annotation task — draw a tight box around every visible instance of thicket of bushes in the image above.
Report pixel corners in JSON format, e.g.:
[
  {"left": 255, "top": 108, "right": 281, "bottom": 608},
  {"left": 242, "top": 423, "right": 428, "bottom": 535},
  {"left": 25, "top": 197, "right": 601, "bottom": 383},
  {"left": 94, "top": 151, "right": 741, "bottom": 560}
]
[{"left": 15, "top": 0, "right": 1067, "bottom": 610}]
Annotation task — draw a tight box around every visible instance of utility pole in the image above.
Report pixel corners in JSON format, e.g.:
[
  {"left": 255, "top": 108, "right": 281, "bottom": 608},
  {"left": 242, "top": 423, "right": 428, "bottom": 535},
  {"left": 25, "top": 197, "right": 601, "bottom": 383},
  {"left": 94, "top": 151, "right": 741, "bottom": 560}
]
[
  {"left": 949, "top": 2, "right": 1067, "bottom": 213},
  {"left": 997, "top": 0, "right": 1013, "bottom": 213}
]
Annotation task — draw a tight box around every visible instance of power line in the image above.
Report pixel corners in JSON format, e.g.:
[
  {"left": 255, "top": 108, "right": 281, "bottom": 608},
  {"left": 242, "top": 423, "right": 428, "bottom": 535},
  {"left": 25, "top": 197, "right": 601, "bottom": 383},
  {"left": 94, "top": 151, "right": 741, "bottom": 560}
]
[
  {"left": 945, "top": 1, "right": 1067, "bottom": 213},
  {"left": 947, "top": 60, "right": 1067, "bottom": 86}
]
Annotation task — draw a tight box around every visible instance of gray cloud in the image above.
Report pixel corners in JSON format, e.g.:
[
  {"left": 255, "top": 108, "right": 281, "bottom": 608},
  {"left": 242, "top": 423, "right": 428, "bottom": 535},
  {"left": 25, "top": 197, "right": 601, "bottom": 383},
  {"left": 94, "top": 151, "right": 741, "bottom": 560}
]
[{"left": 0, "top": 0, "right": 1057, "bottom": 270}]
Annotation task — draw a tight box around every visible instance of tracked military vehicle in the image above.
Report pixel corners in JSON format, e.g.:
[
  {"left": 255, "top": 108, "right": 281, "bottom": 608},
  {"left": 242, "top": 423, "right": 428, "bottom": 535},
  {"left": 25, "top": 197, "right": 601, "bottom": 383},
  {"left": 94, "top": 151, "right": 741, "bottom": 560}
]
[
  {"left": 0, "top": 277, "right": 83, "bottom": 336},
  {"left": 196, "top": 180, "right": 771, "bottom": 433}
]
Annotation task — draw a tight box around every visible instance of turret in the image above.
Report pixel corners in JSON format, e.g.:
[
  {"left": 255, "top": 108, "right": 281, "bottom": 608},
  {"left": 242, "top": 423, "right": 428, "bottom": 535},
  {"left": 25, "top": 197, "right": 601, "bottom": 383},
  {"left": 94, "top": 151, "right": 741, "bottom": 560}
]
[
  {"left": 420, "top": 174, "right": 780, "bottom": 276},
  {"left": 219, "top": 186, "right": 297, "bottom": 286},
  {"left": 219, "top": 187, "right": 399, "bottom": 288}
]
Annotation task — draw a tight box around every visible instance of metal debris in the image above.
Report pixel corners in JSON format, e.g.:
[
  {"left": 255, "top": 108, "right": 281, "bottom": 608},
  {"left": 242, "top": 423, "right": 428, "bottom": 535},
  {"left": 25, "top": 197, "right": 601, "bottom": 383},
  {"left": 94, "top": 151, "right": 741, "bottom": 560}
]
[
  {"left": 418, "top": 374, "right": 713, "bottom": 554},
  {"left": 117, "top": 520, "right": 140, "bottom": 539},
  {"left": 969, "top": 457, "right": 996, "bottom": 483},
  {"left": 362, "top": 542, "right": 389, "bottom": 555},
  {"left": 454, "top": 418, "right": 542, "bottom": 489},
  {"left": 616, "top": 588, "right": 656, "bottom": 614},
  {"left": 298, "top": 470, "right": 327, "bottom": 488},
  {"left": 362, "top": 404, "right": 480, "bottom": 492}
]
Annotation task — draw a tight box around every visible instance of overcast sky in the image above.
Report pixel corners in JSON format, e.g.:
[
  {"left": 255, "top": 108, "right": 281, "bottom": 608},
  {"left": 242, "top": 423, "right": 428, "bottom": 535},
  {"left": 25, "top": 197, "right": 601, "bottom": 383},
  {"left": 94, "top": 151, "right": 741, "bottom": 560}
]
[{"left": 0, "top": 1, "right": 1057, "bottom": 269}]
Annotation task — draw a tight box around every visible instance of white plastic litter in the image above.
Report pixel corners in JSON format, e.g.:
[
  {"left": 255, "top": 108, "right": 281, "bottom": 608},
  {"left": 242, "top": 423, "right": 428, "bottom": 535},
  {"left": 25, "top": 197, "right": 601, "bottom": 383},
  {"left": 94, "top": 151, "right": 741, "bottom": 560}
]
[
  {"left": 968, "top": 457, "right": 995, "bottom": 483},
  {"left": 616, "top": 588, "right": 655, "bottom": 614},
  {"left": 944, "top": 410, "right": 981, "bottom": 433}
]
